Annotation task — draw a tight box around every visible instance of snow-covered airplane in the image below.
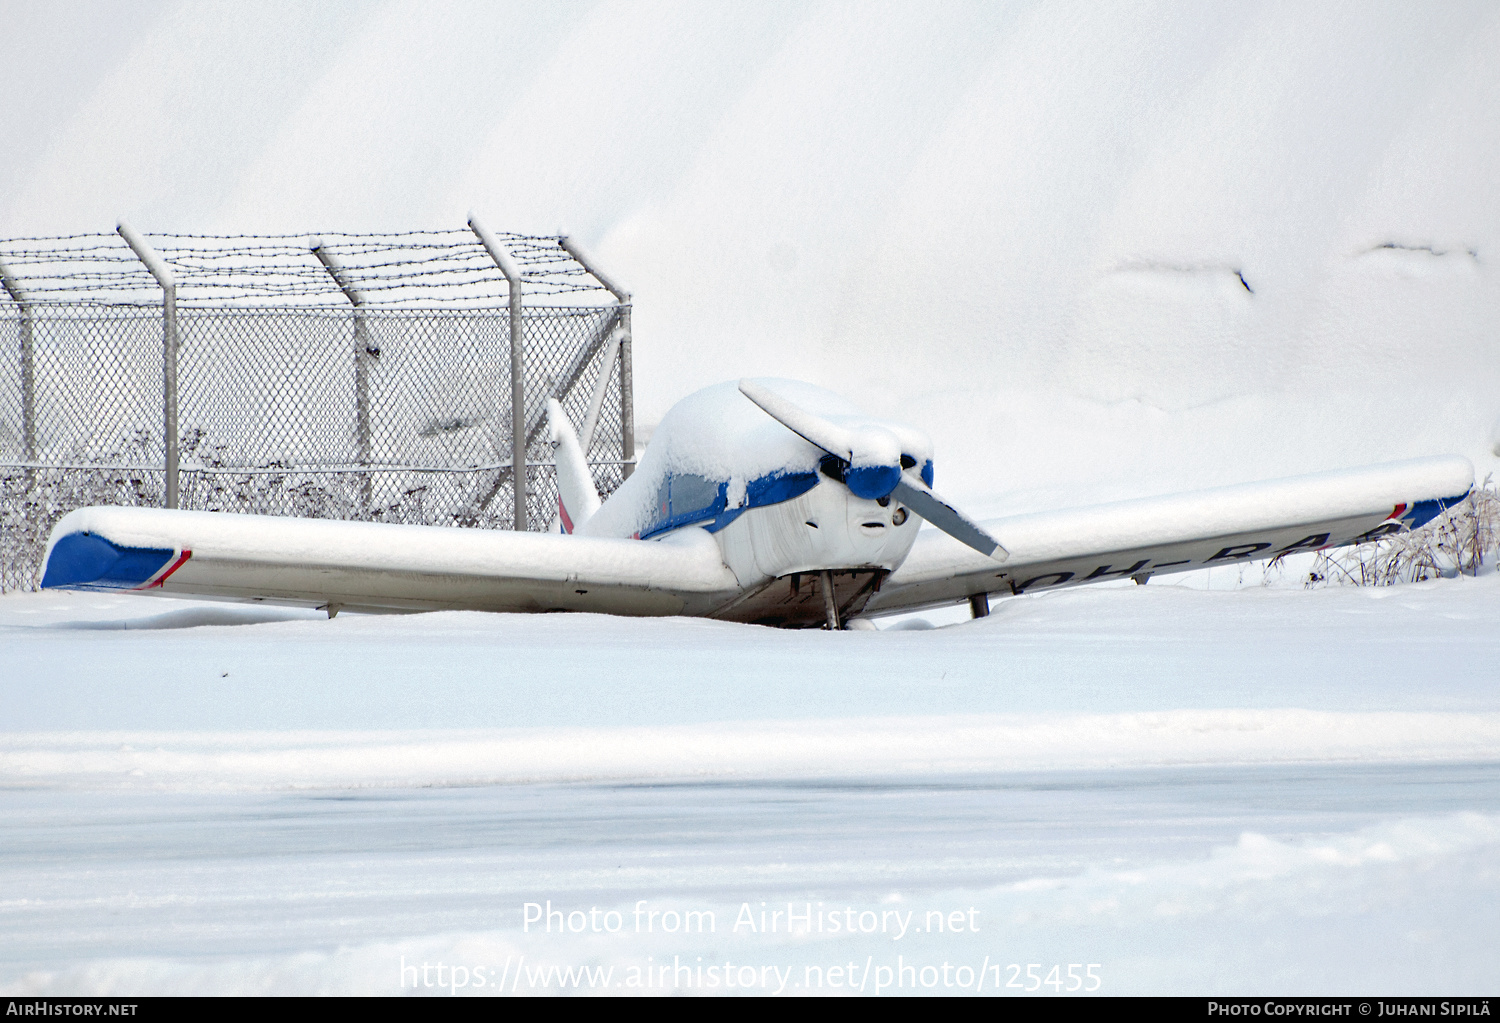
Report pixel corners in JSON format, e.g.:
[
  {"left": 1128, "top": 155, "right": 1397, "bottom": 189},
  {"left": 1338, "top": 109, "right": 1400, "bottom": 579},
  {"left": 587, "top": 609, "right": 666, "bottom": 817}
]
[{"left": 40, "top": 379, "right": 1473, "bottom": 628}]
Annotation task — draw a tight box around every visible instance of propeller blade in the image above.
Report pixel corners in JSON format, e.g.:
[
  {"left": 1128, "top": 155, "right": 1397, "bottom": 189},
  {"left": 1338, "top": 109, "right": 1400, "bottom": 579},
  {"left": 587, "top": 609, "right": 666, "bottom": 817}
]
[
  {"left": 740, "top": 379, "right": 1005, "bottom": 560},
  {"left": 738, "top": 379, "right": 855, "bottom": 460},
  {"left": 892, "top": 473, "right": 1008, "bottom": 562}
]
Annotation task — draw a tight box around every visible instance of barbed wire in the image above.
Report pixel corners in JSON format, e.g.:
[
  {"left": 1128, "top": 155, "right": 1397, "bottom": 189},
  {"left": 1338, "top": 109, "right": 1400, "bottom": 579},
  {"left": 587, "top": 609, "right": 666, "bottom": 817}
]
[{"left": 0, "top": 229, "right": 612, "bottom": 307}]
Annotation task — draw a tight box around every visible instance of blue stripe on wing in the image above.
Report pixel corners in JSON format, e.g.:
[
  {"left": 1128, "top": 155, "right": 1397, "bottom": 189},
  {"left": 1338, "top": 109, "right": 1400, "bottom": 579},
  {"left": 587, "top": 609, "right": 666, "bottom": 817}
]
[
  {"left": 1403, "top": 491, "right": 1471, "bottom": 529},
  {"left": 41, "top": 532, "right": 176, "bottom": 590}
]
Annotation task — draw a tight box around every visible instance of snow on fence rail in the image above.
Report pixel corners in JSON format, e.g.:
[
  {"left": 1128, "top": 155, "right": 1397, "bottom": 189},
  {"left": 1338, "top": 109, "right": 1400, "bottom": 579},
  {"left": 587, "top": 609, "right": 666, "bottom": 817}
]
[{"left": 0, "top": 224, "right": 635, "bottom": 592}]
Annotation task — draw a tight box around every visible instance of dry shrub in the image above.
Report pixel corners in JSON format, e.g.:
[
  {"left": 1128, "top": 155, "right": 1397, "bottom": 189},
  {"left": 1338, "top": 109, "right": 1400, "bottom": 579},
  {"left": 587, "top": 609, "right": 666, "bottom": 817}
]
[{"left": 1301, "top": 474, "right": 1500, "bottom": 587}]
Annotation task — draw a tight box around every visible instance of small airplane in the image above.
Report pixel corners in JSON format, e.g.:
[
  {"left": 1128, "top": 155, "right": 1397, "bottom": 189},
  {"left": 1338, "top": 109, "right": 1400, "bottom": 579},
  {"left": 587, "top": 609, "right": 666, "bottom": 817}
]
[{"left": 40, "top": 379, "right": 1473, "bottom": 628}]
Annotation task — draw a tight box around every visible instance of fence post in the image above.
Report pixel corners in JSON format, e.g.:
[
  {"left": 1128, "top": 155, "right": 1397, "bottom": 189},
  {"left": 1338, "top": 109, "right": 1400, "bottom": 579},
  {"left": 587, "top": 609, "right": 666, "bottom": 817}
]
[
  {"left": 467, "top": 214, "right": 527, "bottom": 532},
  {"left": 558, "top": 237, "right": 633, "bottom": 479},
  {"left": 117, "top": 221, "right": 179, "bottom": 510},
  {"left": 310, "top": 239, "right": 373, "bottom": 512},
  {"left": 0, "top": 256, "right": 36, "bottom": 467}
]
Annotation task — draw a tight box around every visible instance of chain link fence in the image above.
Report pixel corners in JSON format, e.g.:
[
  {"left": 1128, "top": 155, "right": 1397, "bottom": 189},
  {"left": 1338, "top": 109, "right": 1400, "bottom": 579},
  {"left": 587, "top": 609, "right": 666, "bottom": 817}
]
[{"left": 0, "top": 228, "right": 632, "bottom": 592}]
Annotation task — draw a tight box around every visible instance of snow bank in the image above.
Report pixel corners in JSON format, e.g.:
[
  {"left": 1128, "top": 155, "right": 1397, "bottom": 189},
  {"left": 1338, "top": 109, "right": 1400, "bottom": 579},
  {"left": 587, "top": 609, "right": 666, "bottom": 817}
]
[
  {"left": 7, "top": 710, "right": 1500, "bottom": 792},
  {"left": 11, "top": 5, "right": 1499, "bottom": 512}
]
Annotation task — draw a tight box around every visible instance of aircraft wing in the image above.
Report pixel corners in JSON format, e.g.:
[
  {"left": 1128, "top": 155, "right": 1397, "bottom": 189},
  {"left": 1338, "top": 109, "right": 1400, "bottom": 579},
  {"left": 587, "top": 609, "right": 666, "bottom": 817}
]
[
  {"left": 40, "top": 506, "right": 742, "bottom": 617},
  {"left": 865, "top": 455, "right": 1474, "bottom": 616}
]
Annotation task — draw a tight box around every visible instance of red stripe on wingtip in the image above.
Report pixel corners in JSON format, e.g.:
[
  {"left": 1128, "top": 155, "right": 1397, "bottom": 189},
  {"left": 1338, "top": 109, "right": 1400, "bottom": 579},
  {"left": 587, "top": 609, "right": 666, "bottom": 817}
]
[
  {"left": 558, "top": 497, "right": 574, "bottom": 535},
  {"left": 138, "top": 549, "right": 192, "bottom": 589}
]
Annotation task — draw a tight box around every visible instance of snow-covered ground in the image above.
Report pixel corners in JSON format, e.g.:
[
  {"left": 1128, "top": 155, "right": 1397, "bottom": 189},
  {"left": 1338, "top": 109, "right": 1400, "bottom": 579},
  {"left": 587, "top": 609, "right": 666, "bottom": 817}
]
[
  {"left": 3, "top": 580, "right": 1499, "bottom": 995},
  {"left": 6, "top": 0, "right": 1500, "bottom": 998}
]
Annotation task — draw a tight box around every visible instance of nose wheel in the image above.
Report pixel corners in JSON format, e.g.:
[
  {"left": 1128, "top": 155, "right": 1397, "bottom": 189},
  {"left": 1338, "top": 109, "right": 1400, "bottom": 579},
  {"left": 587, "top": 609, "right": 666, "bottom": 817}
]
[
  {"left": 820, "top": 570, "right": 840, "bottom": 630},
  {"left": 712, "top": 569, "right": 887, "bottom": 627}
]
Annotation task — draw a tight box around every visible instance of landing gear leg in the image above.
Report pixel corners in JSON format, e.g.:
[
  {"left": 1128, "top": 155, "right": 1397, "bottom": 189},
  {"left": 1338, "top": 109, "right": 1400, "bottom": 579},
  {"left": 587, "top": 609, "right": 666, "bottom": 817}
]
[
  {"left": 968, "top": 592, "right": 990, "bottom": 619},
  {"left": 820, "top": 570, "right": 840, "bottom": 631}
]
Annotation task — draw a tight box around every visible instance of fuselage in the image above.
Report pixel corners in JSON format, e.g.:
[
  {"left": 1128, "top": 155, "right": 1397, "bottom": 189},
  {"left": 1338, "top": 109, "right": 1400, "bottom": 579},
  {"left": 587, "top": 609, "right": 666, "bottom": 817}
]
[{"left": 577, "top": 380, "right": 934, "bottom": 592}]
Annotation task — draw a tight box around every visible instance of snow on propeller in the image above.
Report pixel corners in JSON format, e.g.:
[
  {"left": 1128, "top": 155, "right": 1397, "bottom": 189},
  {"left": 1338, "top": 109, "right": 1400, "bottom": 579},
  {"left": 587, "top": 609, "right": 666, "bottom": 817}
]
[{"left": 40, "top": 379, "right": 1473, "bottom": 628}]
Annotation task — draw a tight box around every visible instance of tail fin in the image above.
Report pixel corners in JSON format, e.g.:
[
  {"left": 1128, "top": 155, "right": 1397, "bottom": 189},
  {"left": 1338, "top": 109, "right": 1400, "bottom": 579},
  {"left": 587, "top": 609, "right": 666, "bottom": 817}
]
[{"left": 547, "top": 398, "right": 602, "bottom": 534}]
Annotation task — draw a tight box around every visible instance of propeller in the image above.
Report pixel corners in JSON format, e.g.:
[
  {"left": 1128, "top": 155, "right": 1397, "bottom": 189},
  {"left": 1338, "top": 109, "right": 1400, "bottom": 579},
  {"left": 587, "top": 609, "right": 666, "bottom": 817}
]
[{"left": 738, "top": 379, "right": 1007, "bottom": 561}]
